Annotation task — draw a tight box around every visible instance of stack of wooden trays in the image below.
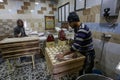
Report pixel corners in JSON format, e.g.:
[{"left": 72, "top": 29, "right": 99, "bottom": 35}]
[
  {"left": 0, "top": 37, "right": 40, "bottom": 59},
  {"left": 45, "top": 45, "right": 85, "bottom": 80}
]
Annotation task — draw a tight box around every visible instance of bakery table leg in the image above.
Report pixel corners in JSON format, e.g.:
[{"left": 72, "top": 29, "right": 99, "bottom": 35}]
[{"left": 32, "top": 55, "right": 35, "bottom": 69}]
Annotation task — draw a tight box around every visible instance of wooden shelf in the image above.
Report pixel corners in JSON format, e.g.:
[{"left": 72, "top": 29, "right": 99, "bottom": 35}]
[
  {"left": 2, "top": 47, "right": 40, "bottom": 54},
  {"left": 0, "top": 41, "right": 39, "bottom": 48},
  {"left": 3, "top": 51, "right": 38, "bottom": 59},
  {"left": 0, "top": 37, "right": 39, "bottom": 44},
  {"left": 0, "top": 37, "right": 40, "bottom": 59}
]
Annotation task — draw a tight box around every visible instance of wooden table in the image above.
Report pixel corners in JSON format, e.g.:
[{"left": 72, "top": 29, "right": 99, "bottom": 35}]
[
  {"left": 0, "top": 37, "right": 40, "bottom": 70},
  {"left": 45, "top": 45, "right": 85, "bottom": 80}
]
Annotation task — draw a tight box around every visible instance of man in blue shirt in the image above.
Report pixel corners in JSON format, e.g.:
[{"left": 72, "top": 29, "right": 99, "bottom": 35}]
[
  {"left": 14, "top": 19, "right": 27, "bottom": 37},
  {"left": 56, "top": 12, "right": 95, "bottom": 74}
]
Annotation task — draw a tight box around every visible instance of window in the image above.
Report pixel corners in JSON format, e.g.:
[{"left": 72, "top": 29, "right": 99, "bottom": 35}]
[
  {"left": 0, "top": 0, "right": 3, "bottom": 2},
  {"left": 58, "top": 2, "right": 70, "bottom": 22}
]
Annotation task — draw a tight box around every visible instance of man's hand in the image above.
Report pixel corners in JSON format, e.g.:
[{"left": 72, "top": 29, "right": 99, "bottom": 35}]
[
  {"left": 18, "top": 33, "right": 21, "bottom": 37},
  {"left": 55, "top": 54, "right": 64, "bottom": 61}
]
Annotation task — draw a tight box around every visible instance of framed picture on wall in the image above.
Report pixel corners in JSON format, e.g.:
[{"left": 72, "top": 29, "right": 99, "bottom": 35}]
[
  {"left": 75, "top": 0, "right": 86, "bottom": 11},
  {"left": 45, "top": 16, "right": 55, "bottom": 30}
]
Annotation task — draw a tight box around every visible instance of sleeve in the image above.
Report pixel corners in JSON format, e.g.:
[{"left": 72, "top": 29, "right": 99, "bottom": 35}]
[
  {"left": 23, "top": 28, "right": 27, "bottom": 36},
  {"left": 14, "top": 27, "right": 20, "bottom": 37},
  {"left": 70, "top": 29, "right": 88, "bottom": 52}
]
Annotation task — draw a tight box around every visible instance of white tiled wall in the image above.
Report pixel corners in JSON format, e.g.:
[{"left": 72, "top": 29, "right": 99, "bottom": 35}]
[
  {"left": 86, "top": 0, "right": 102, "bottom": 8},
  {"left": 0, "top": 0, "right": 58, "bottom": 37}
]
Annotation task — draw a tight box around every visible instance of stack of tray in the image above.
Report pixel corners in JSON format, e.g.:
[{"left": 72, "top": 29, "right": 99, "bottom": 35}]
[
  {"left": 45, "top": 45, "right": 85, "bottom": 79},
  {"left": 0, "top": 37, "right": 40, "bottom": 59}
]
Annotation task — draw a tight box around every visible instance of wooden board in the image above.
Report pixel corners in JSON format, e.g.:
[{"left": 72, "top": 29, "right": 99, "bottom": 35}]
[
  {"left": 46, "top": 42, "right": 55, "bottom": 47},
  {"left": 3, "top": 51, "right": 38, "bottom": 59},
  {"left": 2, "top": 47, "right": 40, "bottom": 54},
  {"left": 0, "top": 41, "right": 39, "bottom": 50},
  {"left": 0, "top": 40, "right": 38, "bottom": 47},
  {"left": 0, "top": 37, "right": 40, "bottom": 59},
  {"left": 0, "top": 37, "right": 39, "bottom": 44},
  {"left": 58, "top": 40, "right": 67, "bottom": 46}
]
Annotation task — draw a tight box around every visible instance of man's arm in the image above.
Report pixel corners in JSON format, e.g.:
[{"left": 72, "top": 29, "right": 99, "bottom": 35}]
[
  {"left": 14, "top": 27, "right": 21, "bottom": 37},
  {"left": 55, "top": 31, "right": 86, "bottom": 60},
  {"left": 55, "top": 48, "right": 72, "bottom": 60},
  {"left": 71, "top": 32, "right": 86, "bottom": 52},
  {"left": 23, "top": 27, "right": 27, "bottom": 36}
]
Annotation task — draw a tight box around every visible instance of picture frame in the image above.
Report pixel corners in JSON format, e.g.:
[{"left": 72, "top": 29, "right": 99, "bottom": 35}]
[
  {"left": 45, "top": 16, "right": 55, "bottom": 30},
  {"left": 75, "top": 0, "right": 86, "bottom": 11}
]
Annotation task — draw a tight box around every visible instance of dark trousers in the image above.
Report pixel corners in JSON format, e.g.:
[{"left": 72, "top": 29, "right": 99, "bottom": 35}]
[{"left": 79, "top": 50, "right": 95, "bottom": 75}]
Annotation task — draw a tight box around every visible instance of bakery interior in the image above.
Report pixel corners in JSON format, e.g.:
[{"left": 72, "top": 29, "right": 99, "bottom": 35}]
[{"left": 0, "top": 0, "right": 120, "bottom": 80}]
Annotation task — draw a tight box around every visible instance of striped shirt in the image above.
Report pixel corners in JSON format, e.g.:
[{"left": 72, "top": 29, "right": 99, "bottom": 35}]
[{"left": 71, "top": 24, "right": 94, "bottom": 53}]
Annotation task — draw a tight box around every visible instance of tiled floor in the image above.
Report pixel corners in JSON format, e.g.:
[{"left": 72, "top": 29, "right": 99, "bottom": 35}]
[{"left": 0, "top": 56, "right": 78, "bottom": 80}]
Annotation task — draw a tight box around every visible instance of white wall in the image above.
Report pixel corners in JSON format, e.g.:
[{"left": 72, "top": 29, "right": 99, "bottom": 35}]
[
  {"left": 86, "top": 0, "right": 102, "bottom": 8},
  {"left": 94, "top": 39, "right": 120, "bottom": 79}
]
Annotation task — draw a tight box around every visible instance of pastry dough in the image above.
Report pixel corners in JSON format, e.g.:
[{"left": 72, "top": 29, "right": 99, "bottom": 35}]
[{"left": 52, "top": 60, "right": 56, "bottom": 63}]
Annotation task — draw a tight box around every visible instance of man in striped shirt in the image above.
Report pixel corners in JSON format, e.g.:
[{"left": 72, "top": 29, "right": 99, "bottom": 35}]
[
  {"left": 56, "top": 12, "right": 95, "bottom": 74},
  {"left": 68, "top": 12, "right": 95, "bottom": 74}
]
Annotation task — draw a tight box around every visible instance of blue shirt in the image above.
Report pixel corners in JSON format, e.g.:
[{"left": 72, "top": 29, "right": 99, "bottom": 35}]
[{"left": 14, "top": 26, "right": 27, "bottom": 37}]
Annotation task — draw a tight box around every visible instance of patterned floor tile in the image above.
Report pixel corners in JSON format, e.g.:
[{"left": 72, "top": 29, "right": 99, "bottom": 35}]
[{"left": 0, "top": 57, "right": 78, "bottom": 80}]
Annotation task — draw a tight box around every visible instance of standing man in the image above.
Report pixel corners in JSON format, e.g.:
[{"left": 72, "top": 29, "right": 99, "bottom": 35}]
[
  {"left": 14, "top": 19, "right": 27, "bottom": 37},
  {"left": 56, "top": 12, "right": 95, "bottom": 74}
]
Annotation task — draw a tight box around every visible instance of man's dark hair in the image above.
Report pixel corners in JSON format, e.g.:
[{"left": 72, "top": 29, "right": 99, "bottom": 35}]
[
  {"left": 17, "top": 19, "right": 23, "bottom": 25},
  {"left": 67, "top": 12, "right": 80, "bottom": 23}
]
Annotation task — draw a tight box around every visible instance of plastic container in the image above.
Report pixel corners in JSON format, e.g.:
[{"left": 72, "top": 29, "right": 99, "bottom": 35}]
[
  {"left": 76, "top": 74, "right": 113, "bottom": 80},
  {"left": 46, "top": 34, "right": 55, "bottom": 42},
  {"left": 58, "top": 29, "right": 66, "bottom": 41},
  {"left": 92, "top": 69, "right": 103, "bottom": 75}
]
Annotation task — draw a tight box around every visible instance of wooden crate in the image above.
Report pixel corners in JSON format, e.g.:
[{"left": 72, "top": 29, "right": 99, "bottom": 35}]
[
  {"left": 0, "top": 37, "right": 40, "bottom": 69},
  {"left": 0, "top": 37, "right": 40, "bottom": 59},
  {"left": 45, "top": 46, "right": 85, "bottom": 79},
  {"left": 46, "top": 41, "right": 55, "bottom": 48},
  {"left": 58, "top": 40, "right": 67, "bottom": 46}
]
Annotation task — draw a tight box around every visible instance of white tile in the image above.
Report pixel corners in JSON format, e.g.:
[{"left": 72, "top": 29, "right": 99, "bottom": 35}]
[{"left": 95, "top": 14, "right": 100, "bottom": 23}]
